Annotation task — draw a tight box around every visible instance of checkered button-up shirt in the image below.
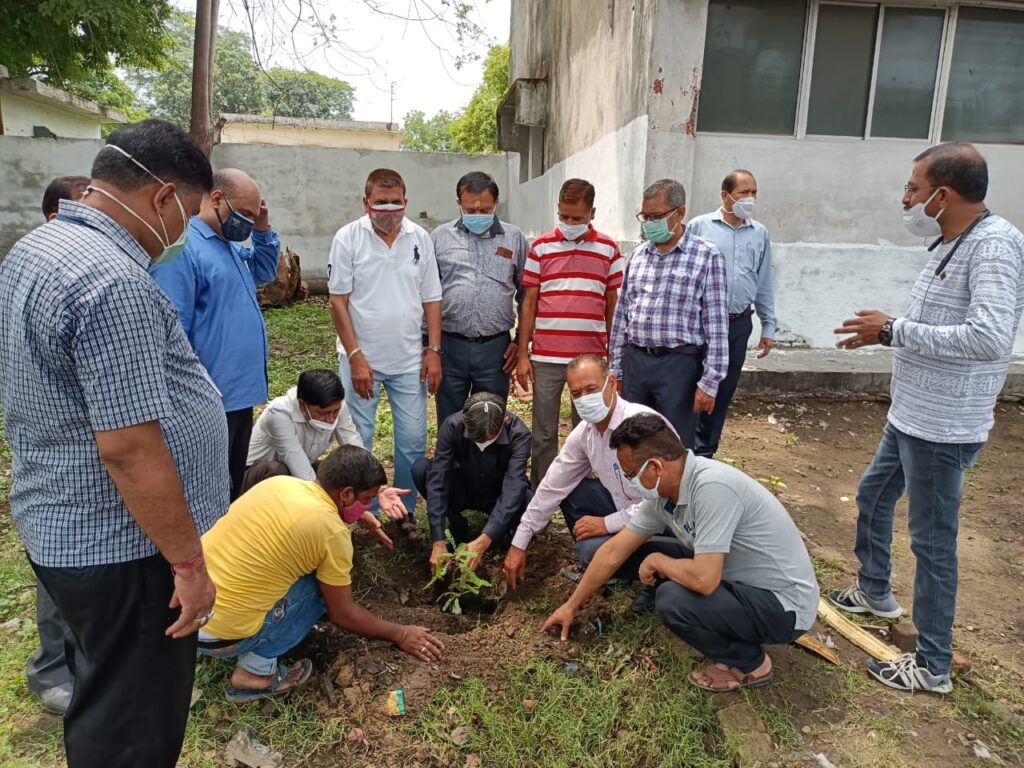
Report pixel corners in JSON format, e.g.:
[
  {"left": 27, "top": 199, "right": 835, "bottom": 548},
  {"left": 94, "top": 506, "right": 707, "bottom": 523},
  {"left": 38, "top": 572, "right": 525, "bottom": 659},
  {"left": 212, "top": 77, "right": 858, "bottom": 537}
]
[
  {"left": 0, "top": 200, "right": 230, "bottom": 567},
  {"left": 609, "top": 229, "right": 730, "bottom": 396}
]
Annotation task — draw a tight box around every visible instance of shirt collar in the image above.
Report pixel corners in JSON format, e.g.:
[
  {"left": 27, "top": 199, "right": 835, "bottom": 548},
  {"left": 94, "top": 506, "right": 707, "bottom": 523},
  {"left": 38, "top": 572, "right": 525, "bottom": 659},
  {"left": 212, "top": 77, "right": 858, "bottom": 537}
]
[
  {"left": 644, "top": 226, "right": 694, "bottom": 258},
  {"left": 673, "top": 450, "right": 697, "bottom": 510},
  {"left": 454, "top": 216, "right": 505, "bottom": 237},
  {"left": 285, "top": 387, "right": 307, "bottom": 424},
  {"left": 191, "top": 216, "right": 223, "bottom": 240},
  {"left": 711, "top": 208, "right": 754, "bottom": 230},
  {"left": 55, "top": 199, "right": 152, "bottom": 269}
]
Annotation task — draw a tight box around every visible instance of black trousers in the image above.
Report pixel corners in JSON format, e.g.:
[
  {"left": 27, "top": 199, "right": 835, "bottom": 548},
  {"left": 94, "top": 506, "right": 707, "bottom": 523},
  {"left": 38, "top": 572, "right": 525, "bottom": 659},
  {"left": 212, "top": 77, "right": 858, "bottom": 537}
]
[
  {"left": 694, "top": 314, "right": 753, "bottom": 458},
  {"left": 655, "top": 578, "right": 802, "bottom": 673},
  {"left": 225, "top": 407, "right": 254, "bottom": 501},
  {"left": 434, "top": 332, "right": 511, "bottom": 427},
  {"left": 31, "top": 555, "right": 198, "bottom": 768},
  {"left": 26, "top": 581, "right": 75, "bottom": 694},
  {"left": 622, "top": 344, "right": 704, "bottom": 449}
]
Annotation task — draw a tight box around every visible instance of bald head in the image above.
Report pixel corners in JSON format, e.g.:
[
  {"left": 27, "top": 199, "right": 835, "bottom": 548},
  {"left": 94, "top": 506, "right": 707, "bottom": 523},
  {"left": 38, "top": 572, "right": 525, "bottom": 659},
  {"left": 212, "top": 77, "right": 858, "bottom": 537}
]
[
  {"left": 914, "top": 143, "right": 987, "bottom": 203},
  {"left": 212, "top": 169, "right": 261, "bottom": 216}
]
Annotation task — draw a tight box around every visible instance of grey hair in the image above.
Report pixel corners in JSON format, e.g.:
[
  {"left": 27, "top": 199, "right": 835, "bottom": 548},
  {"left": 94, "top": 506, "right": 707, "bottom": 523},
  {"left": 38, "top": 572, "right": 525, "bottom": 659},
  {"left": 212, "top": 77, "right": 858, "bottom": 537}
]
[
  {"left": 567, "top": 353, "right": 609, "bottom": 376},
  {"left": 463, "top": 392, "right": 507, "bottom": 441},
  {"left": 643, "top": 178, "right": 686, "bottom": 208}
]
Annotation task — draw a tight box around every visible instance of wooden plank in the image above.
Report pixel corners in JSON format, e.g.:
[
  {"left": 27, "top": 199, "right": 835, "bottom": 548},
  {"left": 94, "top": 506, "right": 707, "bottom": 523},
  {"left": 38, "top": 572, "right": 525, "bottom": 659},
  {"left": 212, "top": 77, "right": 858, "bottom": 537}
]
[
  {"left": 817, "top": 597, "right": 901, "bottom": 662},
  {"left": 795, "top": 633, "right": 842, "bottom": 665}
]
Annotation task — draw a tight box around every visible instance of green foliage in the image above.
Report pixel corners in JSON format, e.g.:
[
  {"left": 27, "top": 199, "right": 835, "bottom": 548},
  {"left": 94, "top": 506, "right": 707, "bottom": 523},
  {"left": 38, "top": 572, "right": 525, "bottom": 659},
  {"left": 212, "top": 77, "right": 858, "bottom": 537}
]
[
  {"left": 401, "top": 109, "right": 460, "bottom": 152},
  {"left": 425, "top": 544, "right": 492, "bottom": 614},
  {"left": 449, "top": 43, "right": 509, "bottom": 155},
  {"left": 264, "top": 68, "right": 354, "bottom": 120}
]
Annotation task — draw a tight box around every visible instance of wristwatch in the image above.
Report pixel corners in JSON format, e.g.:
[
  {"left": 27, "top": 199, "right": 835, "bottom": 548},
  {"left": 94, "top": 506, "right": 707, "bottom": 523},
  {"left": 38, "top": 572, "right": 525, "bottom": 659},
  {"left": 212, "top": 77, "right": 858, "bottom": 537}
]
[
  {"left": 878, "top": 319, "right": 894, "bottom": 347},
  {"left": 424, "top": 344, "right": 442, "bottom": 356}
]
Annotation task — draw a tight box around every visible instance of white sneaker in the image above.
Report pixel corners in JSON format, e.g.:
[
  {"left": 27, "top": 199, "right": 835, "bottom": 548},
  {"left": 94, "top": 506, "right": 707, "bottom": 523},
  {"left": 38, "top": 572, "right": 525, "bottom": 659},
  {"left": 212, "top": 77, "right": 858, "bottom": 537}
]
[
  {"left": 866, "top": 653, "right": 952, "bottom": 694},
  {"left": 829, "top": 583, "right": 904, "bottom": 620}
]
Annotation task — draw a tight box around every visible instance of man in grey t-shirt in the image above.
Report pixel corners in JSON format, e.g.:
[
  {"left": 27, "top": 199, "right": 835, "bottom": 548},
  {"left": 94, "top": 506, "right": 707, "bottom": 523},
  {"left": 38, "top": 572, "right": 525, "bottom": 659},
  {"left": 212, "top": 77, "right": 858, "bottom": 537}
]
[{"left": 543, "top": 413, "right": 818, "bottom": 693}]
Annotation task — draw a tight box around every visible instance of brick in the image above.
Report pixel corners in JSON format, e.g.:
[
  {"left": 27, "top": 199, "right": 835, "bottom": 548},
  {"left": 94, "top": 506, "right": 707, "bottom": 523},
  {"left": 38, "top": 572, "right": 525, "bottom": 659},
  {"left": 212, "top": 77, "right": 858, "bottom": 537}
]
[{"left": 889, "top": 623, "right": 919, "bottom": 653}]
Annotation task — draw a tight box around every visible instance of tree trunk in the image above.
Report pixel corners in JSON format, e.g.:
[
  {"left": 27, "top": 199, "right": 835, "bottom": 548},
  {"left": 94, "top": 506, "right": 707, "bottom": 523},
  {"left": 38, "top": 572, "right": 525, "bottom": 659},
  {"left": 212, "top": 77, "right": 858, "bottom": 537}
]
[{"left": 190, "top": 0, "right": 217, "bottom": 156}]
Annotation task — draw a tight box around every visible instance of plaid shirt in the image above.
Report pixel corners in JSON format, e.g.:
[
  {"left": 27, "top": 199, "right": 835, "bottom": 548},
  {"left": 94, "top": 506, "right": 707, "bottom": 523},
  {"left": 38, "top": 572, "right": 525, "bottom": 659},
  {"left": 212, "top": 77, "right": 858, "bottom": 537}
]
[
  {"left": 0, "top": 201, "right": 230, "bottom": 567},
  {"left": 609, "top": 229, "right": 730, "bottom": 396}
]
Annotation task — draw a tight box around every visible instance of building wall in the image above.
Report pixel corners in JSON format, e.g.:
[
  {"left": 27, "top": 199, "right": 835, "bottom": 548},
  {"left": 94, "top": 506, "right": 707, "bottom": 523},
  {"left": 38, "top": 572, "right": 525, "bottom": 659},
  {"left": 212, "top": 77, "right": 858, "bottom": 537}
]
[
  {"left": 219, "top": 122, "right": 404, "bottom": 151},
  {"left": 0, "top": 94, "right": 103, "bottom": 139}
]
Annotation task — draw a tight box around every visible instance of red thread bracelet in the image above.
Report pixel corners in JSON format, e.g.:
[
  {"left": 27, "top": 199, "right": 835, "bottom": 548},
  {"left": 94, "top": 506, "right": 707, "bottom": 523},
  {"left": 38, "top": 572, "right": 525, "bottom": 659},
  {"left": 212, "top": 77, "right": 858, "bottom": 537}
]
[{"left": 172, "top": 552, "right": 204, "bottom": 572}]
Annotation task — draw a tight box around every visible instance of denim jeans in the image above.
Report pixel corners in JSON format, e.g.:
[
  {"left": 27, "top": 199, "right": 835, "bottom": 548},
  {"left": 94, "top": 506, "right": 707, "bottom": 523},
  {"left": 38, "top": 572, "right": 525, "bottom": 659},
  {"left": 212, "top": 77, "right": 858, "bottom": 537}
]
[
  {"left": 339, "top": 355, "right": 427, "bottom": 518},
  {"left": 855, "top": 421, "right": 983, "bottom": 675},
  {"left": 198, "top": 574, "right": 326, "bottom": 677}
]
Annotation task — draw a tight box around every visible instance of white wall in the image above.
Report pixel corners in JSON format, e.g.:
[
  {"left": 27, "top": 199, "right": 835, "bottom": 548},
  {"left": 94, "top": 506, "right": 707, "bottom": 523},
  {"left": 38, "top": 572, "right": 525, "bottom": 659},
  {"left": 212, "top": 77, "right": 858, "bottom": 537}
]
[{"left": 0, "top": 95, "right": 103, "bottom": 139}]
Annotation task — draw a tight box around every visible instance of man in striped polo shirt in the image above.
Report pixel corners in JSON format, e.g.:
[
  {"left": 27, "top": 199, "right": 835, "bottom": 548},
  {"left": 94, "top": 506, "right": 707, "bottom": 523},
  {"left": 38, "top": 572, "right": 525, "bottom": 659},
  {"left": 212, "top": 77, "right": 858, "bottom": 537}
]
[{"left": 516, "top": 178, "right": 623, "bottom": 484}]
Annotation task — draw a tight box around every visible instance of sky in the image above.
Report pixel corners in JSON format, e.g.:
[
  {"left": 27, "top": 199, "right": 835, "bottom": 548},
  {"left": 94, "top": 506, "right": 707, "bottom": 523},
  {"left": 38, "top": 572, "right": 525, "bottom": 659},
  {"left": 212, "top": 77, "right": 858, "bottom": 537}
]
[{"left": 176, "top": 0, "right": 511, "bottom": 124}]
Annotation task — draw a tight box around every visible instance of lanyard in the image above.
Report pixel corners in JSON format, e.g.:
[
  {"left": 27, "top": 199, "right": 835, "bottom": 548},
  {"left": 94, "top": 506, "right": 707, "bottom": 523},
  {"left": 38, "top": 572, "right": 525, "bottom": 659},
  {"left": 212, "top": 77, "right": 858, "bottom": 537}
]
[{"left": 929, "top": 210, "right": 990, "bottom": 278}]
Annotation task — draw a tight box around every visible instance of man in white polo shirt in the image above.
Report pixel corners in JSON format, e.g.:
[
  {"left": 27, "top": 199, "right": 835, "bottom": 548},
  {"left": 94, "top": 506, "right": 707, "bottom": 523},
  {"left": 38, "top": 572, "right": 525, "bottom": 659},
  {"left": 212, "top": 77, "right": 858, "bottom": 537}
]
[{"left": 328, "top": 169, "right": 443, "bottom": 531}]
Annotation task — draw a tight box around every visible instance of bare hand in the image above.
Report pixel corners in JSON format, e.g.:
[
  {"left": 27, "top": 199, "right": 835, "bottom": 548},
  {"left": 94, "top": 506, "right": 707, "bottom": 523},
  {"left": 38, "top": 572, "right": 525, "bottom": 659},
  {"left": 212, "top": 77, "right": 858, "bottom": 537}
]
[
  {"left": 502, "top": 342, "right": 519, "bottom": 375},
  {"left": 834, "top": 310, "right": 891, "bottom": 349},
  {"left": 693, "top": 387, "right": 716, "bottom": 414},
  {"left": 465, "top": 534, "right": 492, "bottom": 571},
  {"left": 167, "top": 565, "right": 217, "bottom": 639},
  {"left": 572, "top": 516, "right": 608, "bottom": 542},
  {"left": 377, "top": 486, "right": 410, "bottom": 520},
  {"left": 350, "top": 355, "right": 375, "bottom": 400},
  {"left": 504, "top": 546, "right": 527, "bottom": 589},
  {"left": 638, "top": 553, "right": 664, "bottom": 587},
  {"left": 515, "top": 356, "right": 534, "bottom": 390},
  {"left": 541, "top": 601, "right": 577, "bottom": 642},
  {"left": 396, "top": 625, "right": 445, "bottom": 662},
  {"left": 429, "top": 541, "right": 451, "bottom": 575},
  {"left": 254, "top": 199, "right": 270, "bottom": 232},
  {"left": 421, "top": 350, "right": 442, "bottom": 395},
  {"left": 358, "top": 511, "right": 394, "bottom": 550},
  {"left": 756, "top": 337, "right": 773, "bottom": 359}
]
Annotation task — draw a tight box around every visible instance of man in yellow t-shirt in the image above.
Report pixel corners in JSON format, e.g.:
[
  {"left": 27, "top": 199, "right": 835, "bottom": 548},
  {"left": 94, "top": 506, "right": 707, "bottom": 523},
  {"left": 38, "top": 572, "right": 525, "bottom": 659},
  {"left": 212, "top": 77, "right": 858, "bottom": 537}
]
[{"left": 198, "top": 445, "right": 445, "bottom": 702}]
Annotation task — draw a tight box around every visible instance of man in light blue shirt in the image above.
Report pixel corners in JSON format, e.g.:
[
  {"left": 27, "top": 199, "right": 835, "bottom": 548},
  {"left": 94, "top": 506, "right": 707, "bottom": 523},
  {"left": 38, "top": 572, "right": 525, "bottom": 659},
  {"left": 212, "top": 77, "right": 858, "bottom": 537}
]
[
  {"left": 152, "top": 168, "right": 280, "bottom": 499},
  {"left": 687, "top": 169, "right": 776, "bottom": 458}
]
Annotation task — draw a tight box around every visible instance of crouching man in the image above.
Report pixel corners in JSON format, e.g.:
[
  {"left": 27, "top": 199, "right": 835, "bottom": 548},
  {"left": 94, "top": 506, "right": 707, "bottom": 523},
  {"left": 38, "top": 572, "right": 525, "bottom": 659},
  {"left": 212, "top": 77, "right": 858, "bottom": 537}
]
[
  {"left": 198, "top": 445, "right": 444, "bottom": 702},
  {"left": 543, "top": 413, "right": 818, "bottom": 692}
]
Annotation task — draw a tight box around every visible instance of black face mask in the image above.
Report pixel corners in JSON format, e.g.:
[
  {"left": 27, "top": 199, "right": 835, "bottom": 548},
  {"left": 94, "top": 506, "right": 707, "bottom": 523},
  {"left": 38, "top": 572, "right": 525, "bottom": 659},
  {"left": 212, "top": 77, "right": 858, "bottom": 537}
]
[{"left": 215, "top": 196, "right": 255, "bottom": 242}]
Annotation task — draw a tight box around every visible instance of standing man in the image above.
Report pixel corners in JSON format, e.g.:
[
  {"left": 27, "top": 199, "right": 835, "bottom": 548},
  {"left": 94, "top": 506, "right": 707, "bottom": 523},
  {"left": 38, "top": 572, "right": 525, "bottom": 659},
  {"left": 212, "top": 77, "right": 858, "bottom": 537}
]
[
  {"left": 431, "top": 171, "right": 529, "bottom": 425},
  {"left": 517, "top": 179, "right": 623, "bottom": 484},
  {"left": 833, "top": 143, "right": 1024, "bottom": 693},
  {"left": 151, "top": 168, "right": 280, "bottom": 500},
  {"left": 328, "top": 169, "right": 443, "bottom": 531},
  {"left": 609, "top": 179, "right": 729, "bottom": 449},
  {"left": 0, "top": 120, "right": 228, "bottom": 768},
  {"left": 688, "top": 169, "right": 776, "bottom": 458}
]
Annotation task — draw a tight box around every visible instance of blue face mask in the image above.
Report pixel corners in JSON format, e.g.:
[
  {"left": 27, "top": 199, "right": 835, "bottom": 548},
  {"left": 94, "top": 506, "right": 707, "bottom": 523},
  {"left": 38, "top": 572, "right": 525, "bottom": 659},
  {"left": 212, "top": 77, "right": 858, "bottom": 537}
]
[
  {"left": 216, "top": 196, "right": 255, "bottom": 242},
  {"left": 642, "top": 212, "right": 678, "bottom": 244},
  {"left": 462, "top": 213, "right": 495, "bottom": 235}
]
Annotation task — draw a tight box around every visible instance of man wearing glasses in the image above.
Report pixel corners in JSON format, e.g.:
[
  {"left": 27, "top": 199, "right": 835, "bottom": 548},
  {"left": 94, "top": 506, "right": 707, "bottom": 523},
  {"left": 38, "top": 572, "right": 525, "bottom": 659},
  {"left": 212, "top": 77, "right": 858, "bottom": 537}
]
[{"left": 608, "top": 179, "right": 729, "bottom": 449}]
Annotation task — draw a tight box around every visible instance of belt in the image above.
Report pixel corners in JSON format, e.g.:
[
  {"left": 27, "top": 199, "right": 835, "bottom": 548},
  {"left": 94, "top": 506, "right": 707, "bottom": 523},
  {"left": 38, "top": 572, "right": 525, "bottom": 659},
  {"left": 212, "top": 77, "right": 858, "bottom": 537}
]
[
  {"left": 442, "top": 330, "right": 510, "bottom": 344},
  {"left": 630, "top": 343, "right": 705, "bottom": 357},
  {"left": 197, "top": 637, "right": 240, "bottom": 650},
  {"left": 729, "top": 307, "right": 754, "bottom": 322}
]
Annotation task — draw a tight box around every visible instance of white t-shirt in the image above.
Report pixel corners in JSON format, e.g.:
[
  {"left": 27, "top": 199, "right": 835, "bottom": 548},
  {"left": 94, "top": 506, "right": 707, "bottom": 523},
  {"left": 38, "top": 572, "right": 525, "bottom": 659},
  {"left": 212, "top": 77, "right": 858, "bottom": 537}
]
[{"left": 327, "top": 215, "right": 443, "bottom": 375}]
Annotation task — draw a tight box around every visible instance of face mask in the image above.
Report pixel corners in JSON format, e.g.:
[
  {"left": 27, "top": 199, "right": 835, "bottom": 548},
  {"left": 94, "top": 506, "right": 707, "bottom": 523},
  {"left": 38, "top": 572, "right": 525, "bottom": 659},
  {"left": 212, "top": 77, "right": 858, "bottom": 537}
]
[
  {"left": 729, "top": 195, "right": 756, "bottom": 220},
  {"left": 902, "top": 189, "right": 944, "bottom": 238},
  {"left": 642, "top": 212, "right": 677, "bottom": 245},
  {"left": 572, "top": 376, "right": 611, "bottom": 424},
  {"left": 558, "top": 221, "right": 589, "bottom": 241},
  {"left": 627, "top": 459, "right": 662, "bottom": 502},
  {"left": 474, "top": 436, "right": 499, "bottom": 452},
  {"left": 462, "top": 213, "right": 494, "bottom": 235},
  {"left": 304, "top": 405, "right": 338, "bottom": 433},
  {"left": 368, "top": 203, "right": 406, "bottom": 235},
  {"left": 216, "top": 196, "right": 255, "bottom": 242},
  {"left": 342, "top": 500, "right": 371, "bottom": 524}
]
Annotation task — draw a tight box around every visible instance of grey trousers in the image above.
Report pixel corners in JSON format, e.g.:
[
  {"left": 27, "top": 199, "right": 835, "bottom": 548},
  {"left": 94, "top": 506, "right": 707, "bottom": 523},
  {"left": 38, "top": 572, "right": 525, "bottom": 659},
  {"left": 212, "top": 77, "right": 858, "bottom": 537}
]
[
  {"left": 530, "top": 361, "right": 581, "bottom": 486},
  {"left": 26, "top": 581, "right": 75, "bottom": 695}
]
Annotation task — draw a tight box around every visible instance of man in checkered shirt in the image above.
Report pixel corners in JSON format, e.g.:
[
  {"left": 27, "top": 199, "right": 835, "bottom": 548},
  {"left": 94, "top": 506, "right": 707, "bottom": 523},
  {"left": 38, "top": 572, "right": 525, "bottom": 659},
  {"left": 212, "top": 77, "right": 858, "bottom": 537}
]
[{"left": 0, "top": 120, "right": 229, "bottom": 768}]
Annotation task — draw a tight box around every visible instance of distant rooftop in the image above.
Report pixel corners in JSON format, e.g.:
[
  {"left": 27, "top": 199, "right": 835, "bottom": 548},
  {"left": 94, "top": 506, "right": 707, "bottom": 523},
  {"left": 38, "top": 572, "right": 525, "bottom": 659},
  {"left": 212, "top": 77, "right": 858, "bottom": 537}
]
[
  {"left": 0, "top": 65, "right": 127, "bottom": 124},
  {"left": 219, "top": 114, "right": 400, "bottom": 133}
]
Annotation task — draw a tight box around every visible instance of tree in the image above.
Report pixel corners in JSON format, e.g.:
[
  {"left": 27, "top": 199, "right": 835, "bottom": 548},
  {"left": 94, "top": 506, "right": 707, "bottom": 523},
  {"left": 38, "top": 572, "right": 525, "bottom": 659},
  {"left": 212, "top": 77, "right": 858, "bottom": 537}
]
[
  {"left": 264, "top": 69, "right": 354, "bottom": 120},
  {"left": 0, "top": 0, "right": 171, "bottom": 87},
  {"left": 401, "top": 110, "right": 459, "bottom": 152},
  {"left": 449, "top": 43, "right": 509, "bottom": 155},
  {"left": 66, "top": 71, "right": 150, "bottom": 136}
]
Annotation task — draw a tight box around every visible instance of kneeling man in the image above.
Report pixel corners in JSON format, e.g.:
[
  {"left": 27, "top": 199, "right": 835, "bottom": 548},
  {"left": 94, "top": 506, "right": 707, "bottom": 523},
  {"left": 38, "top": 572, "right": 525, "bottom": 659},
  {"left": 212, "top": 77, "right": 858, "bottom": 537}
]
[
  {"left": 199, "top": 445, "right": 444, "bottom": 702},
  {"left": 543, "top": 413, "right": 818, "bottom": 692}
]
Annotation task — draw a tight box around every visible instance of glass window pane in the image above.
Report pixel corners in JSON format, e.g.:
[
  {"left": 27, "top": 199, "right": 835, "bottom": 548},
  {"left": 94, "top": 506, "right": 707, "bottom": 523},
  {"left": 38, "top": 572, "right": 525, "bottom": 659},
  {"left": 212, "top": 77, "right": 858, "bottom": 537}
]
[
  {"left": 806, "top": 4, "right": 878, "bottom": 137},
  {"left": 698, "top": 0, "right": 806, "bottom": 135},
  {"left": 871, "top": 8, "right": 944, "bottom": 139},
  {"left": 943, "top": 7, "right": 1024, "bottom": 143}
]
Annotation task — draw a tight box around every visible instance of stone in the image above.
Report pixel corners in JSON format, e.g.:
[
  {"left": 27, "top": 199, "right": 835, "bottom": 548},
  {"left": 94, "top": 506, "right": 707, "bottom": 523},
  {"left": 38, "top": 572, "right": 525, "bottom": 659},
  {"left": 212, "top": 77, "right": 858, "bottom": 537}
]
[
  {"left": 223, "top": 727, "right": 283, "bottom": 768},
  {"left": 717, "top": 702, "right": 775, "bottom": 767},
  {"left": 342, "top": 686, "right": 363, "bottom": 708},
  {"left": 989, "top": 701, "right": 1024, "bottom": 729},
  {"left": 889, "top": 623, "right": 919, "bottom": 653},
  {"left": 450, "top": 726, "right": 473, "bottom": 746},
  {"left": 346, "top": 727, "right": 365, "bottom": 743},
  {"left": 952, "top": 651, "right": 972, "bottom": 672},
  {"left": 522, "top": 698, "right": 537, "bottom": 712},
  {"left": 334, "top": 665, "right": 354, "bottom": 688},
  {"left": 0, "top": 617, "right": 22, "bottom": 632},
  {"left": 465, "top": 755, "right": 481, "bottom": 768}
]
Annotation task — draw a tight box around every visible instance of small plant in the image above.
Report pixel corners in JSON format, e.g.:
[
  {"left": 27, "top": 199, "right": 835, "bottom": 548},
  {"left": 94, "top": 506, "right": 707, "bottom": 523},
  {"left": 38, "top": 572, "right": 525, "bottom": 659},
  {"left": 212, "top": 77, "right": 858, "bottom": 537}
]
[
  {"left": 425, "top": 543, "right": 492, "bottom": 615},
  {"left": 758, "top": 475, "right": 788, "bottom": 495},
  {"left": 785, "top": 432, "right": 801, "bottom": 447}
]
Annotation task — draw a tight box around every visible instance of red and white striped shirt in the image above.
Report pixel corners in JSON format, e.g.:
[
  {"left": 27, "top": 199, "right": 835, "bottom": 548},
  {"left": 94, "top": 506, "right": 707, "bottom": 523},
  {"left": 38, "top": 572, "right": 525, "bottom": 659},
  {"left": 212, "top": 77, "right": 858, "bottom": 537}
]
[{"left": 522, "top": 226, "right": 623, "bottom": 364}]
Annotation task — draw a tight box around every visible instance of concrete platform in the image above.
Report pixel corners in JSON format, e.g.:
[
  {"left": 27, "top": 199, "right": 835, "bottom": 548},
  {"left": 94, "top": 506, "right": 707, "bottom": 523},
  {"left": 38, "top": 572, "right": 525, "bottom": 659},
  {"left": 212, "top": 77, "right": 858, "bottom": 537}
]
[{"left": 736, "top": 349, "right": 1024, "bottom": 399}]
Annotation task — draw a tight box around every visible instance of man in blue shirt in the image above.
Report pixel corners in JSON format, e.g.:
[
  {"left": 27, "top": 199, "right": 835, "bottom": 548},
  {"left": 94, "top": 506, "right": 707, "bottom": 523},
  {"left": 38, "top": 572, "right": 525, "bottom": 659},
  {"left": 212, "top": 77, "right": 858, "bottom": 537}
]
[
  {"left": 152, "top": 168, "right": 281, "bottom": 499},
  {"left": 687, "top": 169, "right": 776, "bottom": 458}
]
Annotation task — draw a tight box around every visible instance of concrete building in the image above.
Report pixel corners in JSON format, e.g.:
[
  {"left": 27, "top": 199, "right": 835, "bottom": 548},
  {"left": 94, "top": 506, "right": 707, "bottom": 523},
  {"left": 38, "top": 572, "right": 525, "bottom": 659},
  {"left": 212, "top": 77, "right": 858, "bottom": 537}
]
[
  {"left": 218, "top": 114, "right": 404, "bottom": 151},
  {"left": 0, "top": 65, "right": 126, "bottom": 140},
  {"left": 501, "top": 0, "right": 1024, "bottom": 351}
]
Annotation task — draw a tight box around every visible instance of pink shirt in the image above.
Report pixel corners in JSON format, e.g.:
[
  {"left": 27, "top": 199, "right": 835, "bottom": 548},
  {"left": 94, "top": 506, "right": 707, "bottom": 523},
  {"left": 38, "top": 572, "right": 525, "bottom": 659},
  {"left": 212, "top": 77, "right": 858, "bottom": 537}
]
[{"left": 511, "top": 397, "right": 672, "bottom": 550}]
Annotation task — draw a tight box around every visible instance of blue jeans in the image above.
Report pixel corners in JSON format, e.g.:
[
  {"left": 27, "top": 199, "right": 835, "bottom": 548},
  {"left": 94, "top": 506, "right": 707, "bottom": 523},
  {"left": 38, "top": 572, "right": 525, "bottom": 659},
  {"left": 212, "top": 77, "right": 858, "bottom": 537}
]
[
  {"left": 198, "top": 575, "right": 326, "bottom": 676},
  {"left": 339, "top": 355, "right": 426, "bottom": 518},
  {"left": 855, "top": 422, "right": 983, "bottom": 675}
]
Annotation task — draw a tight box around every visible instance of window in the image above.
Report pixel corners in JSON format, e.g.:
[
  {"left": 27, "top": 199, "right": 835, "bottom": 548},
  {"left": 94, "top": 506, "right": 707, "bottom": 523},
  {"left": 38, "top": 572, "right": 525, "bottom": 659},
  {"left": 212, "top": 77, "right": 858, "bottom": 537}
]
[
  {"left": 806, "top": 4, "right": 879, "bottom": 136},
  {"left": 942, "top": 7, "right": 1024, "bottom": 143},
  {"left": 697, "top": 0, "right": 807, "bottom": 134}
]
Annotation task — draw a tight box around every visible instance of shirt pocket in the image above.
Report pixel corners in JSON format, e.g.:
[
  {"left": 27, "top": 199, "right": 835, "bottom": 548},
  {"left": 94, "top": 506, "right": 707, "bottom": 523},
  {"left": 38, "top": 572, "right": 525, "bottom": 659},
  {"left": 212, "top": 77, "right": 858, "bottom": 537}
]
[
  {"left": 482, "top": 252, "right": 514, "bottom": 285},
  {"left": 736, "top": 243, "right": 759, "bottom": 275}
]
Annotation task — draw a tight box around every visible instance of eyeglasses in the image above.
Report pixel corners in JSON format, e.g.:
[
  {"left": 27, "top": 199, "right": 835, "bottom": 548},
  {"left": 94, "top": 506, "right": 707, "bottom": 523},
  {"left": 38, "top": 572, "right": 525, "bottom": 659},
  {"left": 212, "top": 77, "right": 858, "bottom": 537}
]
[
  {"left": 635, "top": 208, "right": 677, "bottom": 223},
  {"left": 903, "top": 184, "right": 936, "bottom": 196},
  {"left": 622, "top": 459, "right": 650, "bottom": 482}
]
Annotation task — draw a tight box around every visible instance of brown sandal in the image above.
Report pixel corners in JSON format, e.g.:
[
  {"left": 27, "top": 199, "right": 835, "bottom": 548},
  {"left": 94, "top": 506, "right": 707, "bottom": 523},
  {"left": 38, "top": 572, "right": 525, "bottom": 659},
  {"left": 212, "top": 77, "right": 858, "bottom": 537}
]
[{"left": 689, "top": 658, "right": 774, "bottom": 692}]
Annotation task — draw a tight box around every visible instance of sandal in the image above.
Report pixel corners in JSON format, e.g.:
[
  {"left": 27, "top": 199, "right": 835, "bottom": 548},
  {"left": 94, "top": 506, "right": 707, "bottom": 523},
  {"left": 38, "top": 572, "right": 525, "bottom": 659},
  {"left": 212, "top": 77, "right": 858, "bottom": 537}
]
[
  {"left": 689, "top": 658, "right": 774, "bottom": 692},
  {"left": 225, "top": 658, "right": 313, "bottom": 703}
]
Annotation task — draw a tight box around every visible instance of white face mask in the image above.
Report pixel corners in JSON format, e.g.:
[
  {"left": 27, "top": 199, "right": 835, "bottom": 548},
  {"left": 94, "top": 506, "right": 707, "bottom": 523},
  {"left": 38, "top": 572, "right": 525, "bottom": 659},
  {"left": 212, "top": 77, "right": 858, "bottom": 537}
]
[
  {"left": 474, "top": 436, "right": 499, "bottom": 452},
  {"left": 902, "top": 189, "right": 944, "bottom": 238},
  {"left": 558, "top": 221, "right": 589, "bottom": 241},
  {"left": 728, "top": 194, "right": 756, "bottom": 220},
  {"left": 627, "top": 459, "right": 662, "bottom": 502},
  {"left": 304, "top": 405, "right": 338, "bottom": 432},
  {"left": 572, "top": 376, "right": 612, "bottom": 424}
]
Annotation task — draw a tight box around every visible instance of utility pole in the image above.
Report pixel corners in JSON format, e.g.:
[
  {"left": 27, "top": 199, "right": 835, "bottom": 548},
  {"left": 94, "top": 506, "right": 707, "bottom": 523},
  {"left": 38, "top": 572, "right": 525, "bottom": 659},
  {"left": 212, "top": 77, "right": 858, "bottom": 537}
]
[{"left": 389, "top": 81, "right": 396, "bottom": 128}]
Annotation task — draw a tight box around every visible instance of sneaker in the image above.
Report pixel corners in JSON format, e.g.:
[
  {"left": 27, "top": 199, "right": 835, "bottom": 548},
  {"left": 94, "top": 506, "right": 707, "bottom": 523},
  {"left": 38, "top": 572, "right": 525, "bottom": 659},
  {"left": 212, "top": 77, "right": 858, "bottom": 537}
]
[
  {"left": 866, "top": 653, "right": 952, "bottom": 694},
  {"left": 828, "top": 584, "right": 903, "bottom": 619},
  {"left": 36, "top": 682, "right": 72, "bottom": 716},
  {"left": 631, "top": 585, "right": 657, "bottom": 614}
]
